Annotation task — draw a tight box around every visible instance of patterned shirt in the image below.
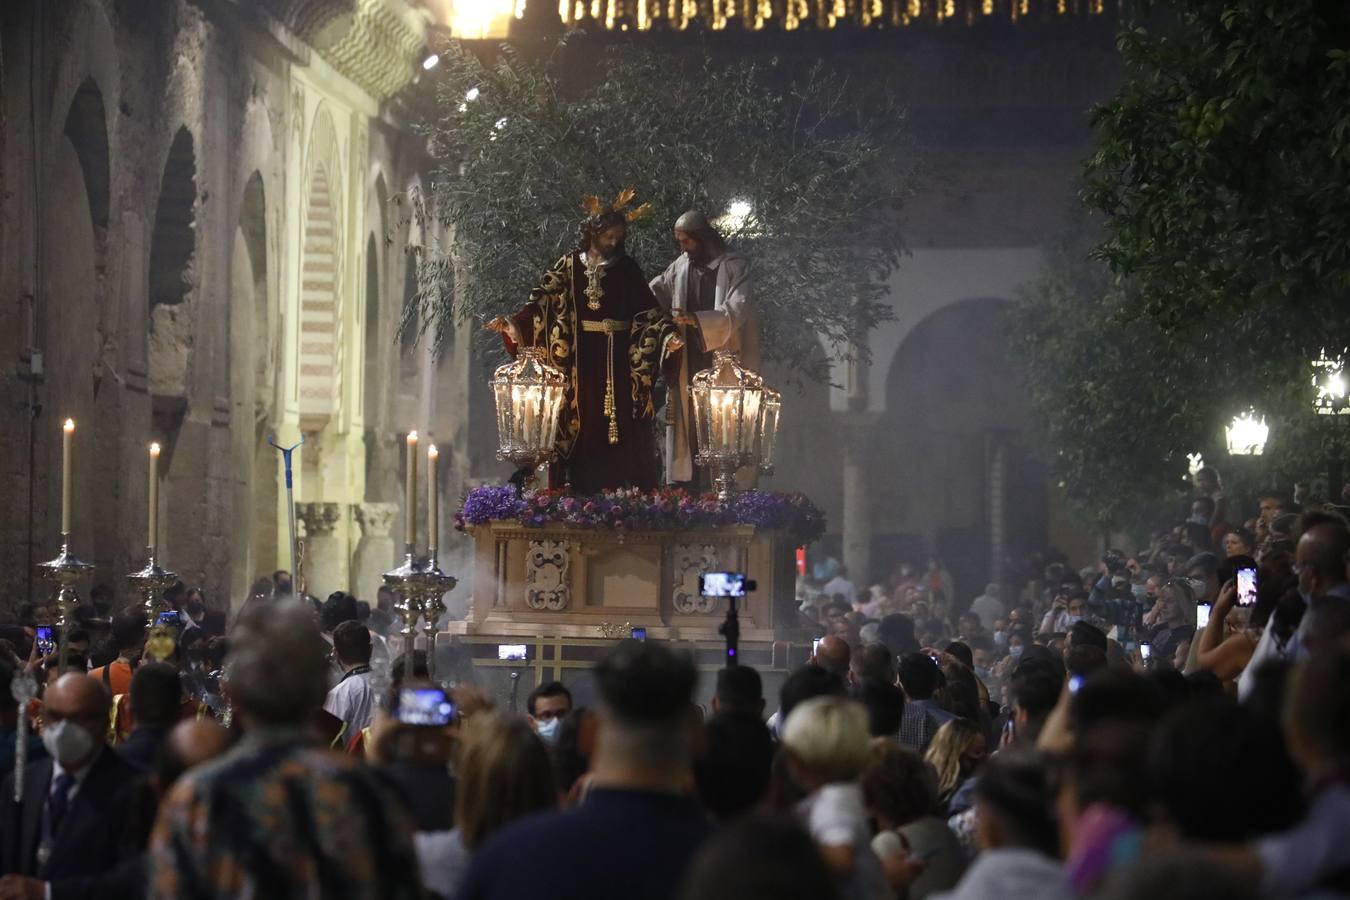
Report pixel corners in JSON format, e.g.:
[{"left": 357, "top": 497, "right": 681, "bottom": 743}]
[
  {"left": 898, "top": 699, "right": 956, "bottom": 754},
  {"left": 148, "top": 727, "right": 422, "bottom": 900}
]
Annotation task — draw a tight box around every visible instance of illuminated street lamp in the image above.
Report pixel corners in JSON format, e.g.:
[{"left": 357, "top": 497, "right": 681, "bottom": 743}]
[
  {"left": 1312, "top": 349, "right": 1350, "bottom": 416},
  {"left": 1226, "top": 409, "right": 1269, "bottom": 457}
]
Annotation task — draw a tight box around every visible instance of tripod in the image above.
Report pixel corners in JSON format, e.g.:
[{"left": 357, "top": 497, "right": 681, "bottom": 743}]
[{"left": 718, "top": 595, "right": 740, "bottom": 666}]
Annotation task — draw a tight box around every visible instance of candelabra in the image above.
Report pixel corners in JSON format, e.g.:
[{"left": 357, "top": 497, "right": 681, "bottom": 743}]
[
  {"left": 382, "top": 545, "right": 457, "bottom": 682},
  {"left": 127, "top": 547, "right": 178, "bottom": 627},
  {"left": 36, "top": 534, "right": 94, "bottom": 675}
]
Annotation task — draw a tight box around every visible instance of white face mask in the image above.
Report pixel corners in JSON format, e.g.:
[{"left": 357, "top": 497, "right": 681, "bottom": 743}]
[
  {"left": 1065, "top": 614, "right": 1084, "bottom": 627},
  {"left": 42, "top": 719, "right": 96, "bottom": 768},
  {"left": 535, "top": 716, "right": 562, "bottom": 745}
]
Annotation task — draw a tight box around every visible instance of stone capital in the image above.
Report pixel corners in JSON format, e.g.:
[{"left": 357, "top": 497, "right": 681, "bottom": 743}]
[
  {"left": 296, "top": 501, "right": 343, "bottom": 537},
  {"left": 355, "top": 501, "right": 398, "bottom": 538}
]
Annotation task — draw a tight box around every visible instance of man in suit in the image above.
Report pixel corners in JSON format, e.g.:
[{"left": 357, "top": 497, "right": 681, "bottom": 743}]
[{"left": 0, "top": 673, "right": 141, "bottom": 899}]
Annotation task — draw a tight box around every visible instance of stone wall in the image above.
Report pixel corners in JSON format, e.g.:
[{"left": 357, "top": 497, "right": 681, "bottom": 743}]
[{"left": 0, "top": 0, "right": 479, "bottom": 615}]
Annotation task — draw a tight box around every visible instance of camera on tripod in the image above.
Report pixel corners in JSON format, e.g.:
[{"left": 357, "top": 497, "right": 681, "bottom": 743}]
[{"left": 700, "top": 572, "right": 756, "bottom": 666}]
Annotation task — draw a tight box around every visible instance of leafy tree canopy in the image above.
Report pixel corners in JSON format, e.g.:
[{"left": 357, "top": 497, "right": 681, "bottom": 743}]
[
  {"left": 1085, "top": 0, "right": 1350, "bottom": 342},
  {"left": 1009, "top": 0, "right": 1350, "bottom": 532},
  {"left": 407, "top": 37, "right": 916, "bottom": 381},
  {"left": 1012, "top": 211, "right": 1348, "bottom": 535}
]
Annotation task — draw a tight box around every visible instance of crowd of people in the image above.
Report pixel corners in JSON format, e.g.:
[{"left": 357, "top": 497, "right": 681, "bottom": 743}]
[{"left": 0, "top": 467, "right": 1347, "bottom": 899}]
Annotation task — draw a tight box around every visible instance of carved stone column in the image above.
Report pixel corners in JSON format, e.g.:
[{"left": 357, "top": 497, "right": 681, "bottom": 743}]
[
  {"left": 296, "top": 502, "right": 344, "bottom": 599},
  {"left": 353, "top": 502, "right": 398, "bottom": 605}
]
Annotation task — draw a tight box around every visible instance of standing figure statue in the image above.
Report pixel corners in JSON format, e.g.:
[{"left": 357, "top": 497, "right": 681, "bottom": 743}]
[
  {"left": 489, "top": 191, "right": 683, "bottom": 495},
  {"left": 649, "top": 210, "right": 759, "bottom": 488}
]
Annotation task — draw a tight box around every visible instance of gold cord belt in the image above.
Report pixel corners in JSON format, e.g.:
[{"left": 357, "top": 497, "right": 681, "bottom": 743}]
[{"left": 582, "top": 319, "right": 630, "bottom": 444}]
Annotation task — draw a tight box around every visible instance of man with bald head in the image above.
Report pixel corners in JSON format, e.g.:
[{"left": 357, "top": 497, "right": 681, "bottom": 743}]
[
  {"left": 812, "top": 634, "right": 852, "bottom": 681},
  {"left": 0, "top": 673, "right": 140, "bottom": 899},
  {"left": 649, "top": 210, "right": 759, "bottom": 486},
  {"left": 1239, "top": 513, "right": 1350, "bottom": 700}
]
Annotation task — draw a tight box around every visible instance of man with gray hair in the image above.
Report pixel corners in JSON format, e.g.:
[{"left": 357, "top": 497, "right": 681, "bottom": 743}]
[
  {"left": 650, "top": 210, "right": 759, "bottom": 486},
  {"left": 147, "top": 605, "right": 422, "bottom": 899}
]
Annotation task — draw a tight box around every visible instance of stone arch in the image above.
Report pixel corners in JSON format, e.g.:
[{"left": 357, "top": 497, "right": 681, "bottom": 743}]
[
  {"left": 60, "top": 78, "right": 110, "bottom": 264},
  {"left": 298, "top": 107, "right": 344, "bottom": 429},
  {"left": 38, "top": 121, "right": 104, "bottom": 564},
  {"left": 229, "top": 172, "right": 278, "bottom": 587},
  {"left": 364, "top": 233, "right": 383, "bottom": 428},
  {"left": 868, "top": 296, "right": 1045, "bottom": 593},
  {"left": 147, "top": 127, "right": 199, "bottom": 407},
  {"left": 362, "top": 172, "right": 389, "bottom": 429}
]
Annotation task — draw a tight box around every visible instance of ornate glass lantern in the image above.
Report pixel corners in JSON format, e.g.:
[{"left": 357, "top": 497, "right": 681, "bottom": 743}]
[
  {"left": 491, "top": 347, "right": 567, "bottom": 471},
  {"left": 691, "top": 351, "right": 779, "bottom": 500},
  {"left": 757, "top": 388, "right": 782, "bottom": 476},
  {"left": 1226, "top": 409, "right": 1269, "bottom": 456},
  {"left": 1312, "top": 349, "right": 1350, "bottom": 416}
]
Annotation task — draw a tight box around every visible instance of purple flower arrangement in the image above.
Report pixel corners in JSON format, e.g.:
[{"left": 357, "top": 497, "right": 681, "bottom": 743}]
[{"left": 456, "top": 485, "right": 825, "bottom": 543}]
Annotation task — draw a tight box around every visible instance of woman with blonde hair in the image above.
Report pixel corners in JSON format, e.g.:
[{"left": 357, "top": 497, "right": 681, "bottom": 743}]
[
  {"left": 923, "top": 718, "right": 987, "bottom": 813},
  {"left": 415, "top": 713, "right": 557, "bottom": 899}
]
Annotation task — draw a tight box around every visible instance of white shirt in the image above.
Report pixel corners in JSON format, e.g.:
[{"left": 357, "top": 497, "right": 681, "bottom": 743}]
[
  {"left": 823, "top": 576, "right": 857, "bottom": 603},
  {"left": 415, "top": 828, "right": 470, "bottom": 899},
  {"left": 931, "top": 848, "right": 1071, "bottom": 900},
  {"left": 796, "top": 783, "right": 891, "bottom": 900},
  {"left": 323, "top": 668, "right": 376, "bottom": 733}
]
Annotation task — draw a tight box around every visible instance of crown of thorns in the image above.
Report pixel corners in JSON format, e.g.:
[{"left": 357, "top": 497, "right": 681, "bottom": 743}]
[{"left": 581, "top": 187, "right": 652, "bottom": 224}]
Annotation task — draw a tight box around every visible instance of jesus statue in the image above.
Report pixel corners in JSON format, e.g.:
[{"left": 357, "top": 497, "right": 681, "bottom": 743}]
[{"left": 488, "top": 191, "right": 683, "bottom": 495}]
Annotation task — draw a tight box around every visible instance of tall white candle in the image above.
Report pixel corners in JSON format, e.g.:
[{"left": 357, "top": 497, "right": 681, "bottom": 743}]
[
  {"left": 148, "top": 443, "right": 161, "bottom": 553},
  {"left": 405, "top": 431, "right": 418, "bottom": 549},
  {"left": 428, "top": 445, "right": 439, "bottom": 554},
  {"left": 61, "top": 419, "right": 74, "bottom": 535}
]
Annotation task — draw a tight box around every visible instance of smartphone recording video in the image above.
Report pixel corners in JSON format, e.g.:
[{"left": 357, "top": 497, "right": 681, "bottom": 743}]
[
  {"left": 497, "top": 644, "right": 527, "bottom": 661},
  {"left": 35, "top": 626, "right": 55, "bottom": 656},
  {"left": 157, "top": 610, "right": 182, "bottom": 627},
  {"left": 630, "top": 627, "right": 647, "bottom": 642},
  {"left": 1196, "top": 602, "right": 1212, "bottom": 629},
  {"left": 397, "top": 687, "right": 455, "bottom": 727},
  {"left": 1140, "top": 642, "right": 1152, "bottom": 661},
  {"left": 699, "top": 572, "right": 747, "bottom": 598},
  {"left": 1236, "top": 566, "right": 1258, "bottom": 608},
  {"left": 812, "top": 637, "right": 823, "bottom": 656}
]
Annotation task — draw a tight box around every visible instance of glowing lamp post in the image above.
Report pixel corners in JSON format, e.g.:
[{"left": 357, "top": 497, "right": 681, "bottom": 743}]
[
  {"left": 1226, "top": 410, "right": 1269, "bottom": 457},
  {"left": 691, "top": 351, "right": 781, "bottom": 501},
  {"left": 491, "top": 347, "right": 568, "bottom": 475},
  {"left": 1312, "top": 350, "right": 1350, "bottom": 417},
  {"left": 1312, "top": 350, "right": 1350, "bottom": 500}
]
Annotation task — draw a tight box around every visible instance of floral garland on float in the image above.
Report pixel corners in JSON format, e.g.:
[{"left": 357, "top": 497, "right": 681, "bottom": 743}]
[{"left": 456, "top": 485, "right": 825, "bottom": 544}]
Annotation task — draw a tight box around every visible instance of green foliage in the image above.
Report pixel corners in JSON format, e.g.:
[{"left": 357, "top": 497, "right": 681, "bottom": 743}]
[
  {"left": 1012, "top": 211, "right": 1349, "bottom": 534},
  {"left": 408, "top": 37, "right": 915, "bottom": 380},
  {"left": 1010, "top": 0, "right": 1350, "bottom": 531},
  {"left": 1085, "top": 0, "right": 1350, "bottom": 339}
]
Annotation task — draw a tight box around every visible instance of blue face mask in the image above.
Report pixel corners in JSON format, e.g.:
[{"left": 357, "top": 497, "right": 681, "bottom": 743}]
[
  {"left": 1009, "top": 644, "right": 1024, "bottom": 660},
  {"left": 993, "top": 631, "right": 1008, "bottom": 650},
  {"left": 1065, "top": 614, "right": 1084, "bottom": 627},
  {"left": 974, "top": 666, "right": 992, "bottom": 682},
  {"left": 535, "top": 717, "right": 562, "bottom": 745}
]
